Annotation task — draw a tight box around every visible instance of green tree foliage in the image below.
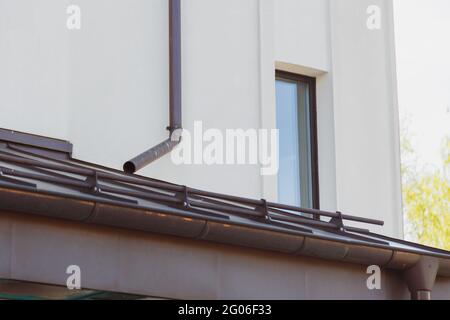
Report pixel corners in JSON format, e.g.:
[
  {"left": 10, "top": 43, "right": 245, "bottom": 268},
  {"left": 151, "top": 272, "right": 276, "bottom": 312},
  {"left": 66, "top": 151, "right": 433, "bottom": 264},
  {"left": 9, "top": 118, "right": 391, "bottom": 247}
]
[{"left": 401, "top": 119, "right": 450, "bottom": 250}]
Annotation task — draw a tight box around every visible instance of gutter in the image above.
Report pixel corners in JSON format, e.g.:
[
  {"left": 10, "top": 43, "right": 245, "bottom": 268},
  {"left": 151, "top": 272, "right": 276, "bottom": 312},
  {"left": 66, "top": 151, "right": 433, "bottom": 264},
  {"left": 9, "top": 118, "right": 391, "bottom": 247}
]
[
  {"left": 123, "top": 0, "right": 182, "bottom": 174},
  {"left": 0, "top": 185, "right": 449, "bottom": 300}
]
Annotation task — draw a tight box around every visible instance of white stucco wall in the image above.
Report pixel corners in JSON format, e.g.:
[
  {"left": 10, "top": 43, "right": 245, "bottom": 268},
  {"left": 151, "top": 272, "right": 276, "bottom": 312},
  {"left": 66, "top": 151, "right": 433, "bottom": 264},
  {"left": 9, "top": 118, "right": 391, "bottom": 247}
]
[
  {"left": 274, "top": 0, "right": 402, "bottom": 237},
  {"left": 329, "top": 0, "right": 402, "bottom": 237},
  {"left": 0, "top": 0, "right": 402, "bottom": 237}
]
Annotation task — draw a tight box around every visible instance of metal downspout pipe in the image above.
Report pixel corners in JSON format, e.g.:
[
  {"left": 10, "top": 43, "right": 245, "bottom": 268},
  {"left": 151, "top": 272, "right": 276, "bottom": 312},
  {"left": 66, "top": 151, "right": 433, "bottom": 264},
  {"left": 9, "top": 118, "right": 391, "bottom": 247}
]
[{"left": 123, "top": 0, "right": 182, "bottom": 174}]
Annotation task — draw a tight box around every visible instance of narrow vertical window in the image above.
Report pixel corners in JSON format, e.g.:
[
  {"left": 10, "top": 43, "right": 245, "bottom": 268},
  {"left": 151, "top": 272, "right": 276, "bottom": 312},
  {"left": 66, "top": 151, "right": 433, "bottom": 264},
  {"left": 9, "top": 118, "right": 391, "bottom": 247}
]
[{"left": 276, "top": 71, "right": 319, "bottom": 209}]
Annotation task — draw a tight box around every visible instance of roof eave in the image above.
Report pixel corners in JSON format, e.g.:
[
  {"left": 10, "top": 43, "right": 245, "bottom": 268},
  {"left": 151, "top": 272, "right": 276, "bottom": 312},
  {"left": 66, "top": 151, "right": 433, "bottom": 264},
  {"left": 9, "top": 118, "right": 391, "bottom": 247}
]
[{"left": 1, "top": 185, "right": 449, "bottom": 278}]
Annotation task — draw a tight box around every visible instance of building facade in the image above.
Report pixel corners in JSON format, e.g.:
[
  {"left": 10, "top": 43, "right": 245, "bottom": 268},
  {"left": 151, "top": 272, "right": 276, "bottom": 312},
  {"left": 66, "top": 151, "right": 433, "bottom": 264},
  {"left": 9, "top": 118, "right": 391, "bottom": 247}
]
[
  {"left": 0, "top": 0, "right": 402, "bottom": 236},
  {"left": 0, "top": 0, "right": 449, "bottom": 300}
]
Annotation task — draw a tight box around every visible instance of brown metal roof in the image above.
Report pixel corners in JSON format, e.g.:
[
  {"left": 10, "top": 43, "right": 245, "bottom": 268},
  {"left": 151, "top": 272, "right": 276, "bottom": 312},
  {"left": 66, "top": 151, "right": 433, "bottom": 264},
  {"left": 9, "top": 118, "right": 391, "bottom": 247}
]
[{"left": 0, "top": 128, "right": 449, "bottom": 277}]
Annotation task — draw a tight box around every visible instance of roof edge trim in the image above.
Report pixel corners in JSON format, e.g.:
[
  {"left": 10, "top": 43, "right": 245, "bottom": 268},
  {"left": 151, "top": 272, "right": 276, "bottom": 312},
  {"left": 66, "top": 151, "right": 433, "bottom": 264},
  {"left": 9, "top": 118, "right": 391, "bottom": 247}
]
[{"left": 0, "top": 128, "right": 73, "bottom": 155}]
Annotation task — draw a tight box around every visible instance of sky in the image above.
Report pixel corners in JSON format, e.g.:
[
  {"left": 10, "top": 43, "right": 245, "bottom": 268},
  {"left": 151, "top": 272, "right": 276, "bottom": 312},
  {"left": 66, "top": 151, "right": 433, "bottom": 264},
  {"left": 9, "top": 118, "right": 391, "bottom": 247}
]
[{"left": 394, "top": 0, "right": 450, "bottom": 169}]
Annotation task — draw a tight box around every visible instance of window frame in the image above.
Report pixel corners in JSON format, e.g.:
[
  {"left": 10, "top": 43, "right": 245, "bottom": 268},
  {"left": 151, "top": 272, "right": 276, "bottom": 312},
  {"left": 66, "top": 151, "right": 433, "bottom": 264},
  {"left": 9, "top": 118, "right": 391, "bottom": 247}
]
[{"left": 275, "top": 70, "right": 320, "bottom": 210}]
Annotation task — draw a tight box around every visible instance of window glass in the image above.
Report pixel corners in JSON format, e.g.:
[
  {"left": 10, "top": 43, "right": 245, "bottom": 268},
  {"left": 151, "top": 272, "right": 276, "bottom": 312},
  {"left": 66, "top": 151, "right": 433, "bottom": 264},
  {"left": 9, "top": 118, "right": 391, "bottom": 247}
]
[{"left": 276, "top": 77, "right": 313, "bottom": 208}]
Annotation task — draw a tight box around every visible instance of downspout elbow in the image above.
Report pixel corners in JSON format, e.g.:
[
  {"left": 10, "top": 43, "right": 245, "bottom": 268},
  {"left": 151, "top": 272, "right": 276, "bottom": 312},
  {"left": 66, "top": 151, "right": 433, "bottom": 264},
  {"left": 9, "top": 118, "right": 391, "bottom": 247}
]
[{"left": 123, "top": 135, "right": 181, "bottom": 174}]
